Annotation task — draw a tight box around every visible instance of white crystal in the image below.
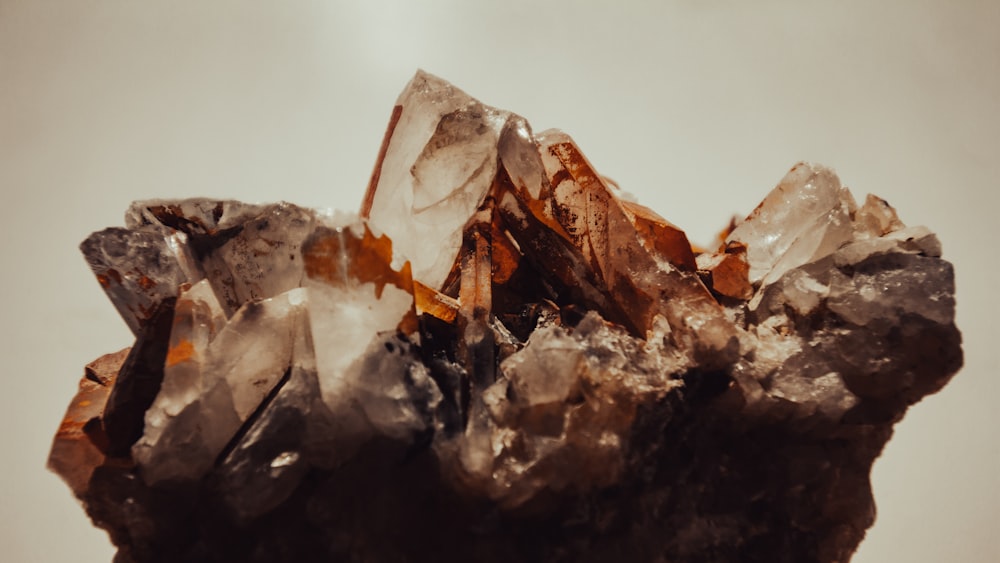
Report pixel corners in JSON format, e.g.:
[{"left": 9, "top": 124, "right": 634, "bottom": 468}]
[
  {"left": 307, "top": 281, "right": 414, "bottom": 409},
  {"left": 200, "top": 204, "right": 315, "bottom": 314},
  {"left": 728, "top": 163, "right": 855, "bottom": 287},
  {"left": 364, "top": 70, "right": 509, "bottom": 289},
  {"left": 133, "top": 286, "right": 308, "bottom": 484},
  {"left": 854, "top": 193, "right": 905, "bottom": 239}
]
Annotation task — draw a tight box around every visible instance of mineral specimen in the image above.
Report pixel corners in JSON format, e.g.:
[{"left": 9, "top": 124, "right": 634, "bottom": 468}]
[{"left": 50, "top": 71, "right": 962, "bottom": 563}]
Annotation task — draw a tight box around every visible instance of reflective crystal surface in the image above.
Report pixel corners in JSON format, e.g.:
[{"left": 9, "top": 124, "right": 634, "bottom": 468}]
[{"left": 50, "top": 71, "right": 962, "bottom": 563}]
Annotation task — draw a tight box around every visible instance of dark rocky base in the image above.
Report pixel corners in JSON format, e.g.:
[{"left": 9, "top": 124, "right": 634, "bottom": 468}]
[{"left": 75, "top": 358, "right": 956, "bottom": 563}]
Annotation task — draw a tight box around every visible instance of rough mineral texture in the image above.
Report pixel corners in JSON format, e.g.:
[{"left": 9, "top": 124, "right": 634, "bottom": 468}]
[{"left": 50, "top": 71, "right": 962, "bottom": 563}]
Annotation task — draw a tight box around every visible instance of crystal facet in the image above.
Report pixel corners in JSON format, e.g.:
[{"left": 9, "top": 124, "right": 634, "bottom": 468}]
[{"left": 50, "top": 71, "right": 962, "bottom": 563}]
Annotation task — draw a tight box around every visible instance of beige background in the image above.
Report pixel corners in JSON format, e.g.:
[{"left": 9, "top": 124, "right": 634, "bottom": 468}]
[{"left": 1, "top": 1, "right": 997, "bottom": 561}]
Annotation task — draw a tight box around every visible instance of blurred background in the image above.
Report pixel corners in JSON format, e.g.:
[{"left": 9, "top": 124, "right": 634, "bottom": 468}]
[{"left": 1, "top": 1, "right": 996, "bottom": 561}]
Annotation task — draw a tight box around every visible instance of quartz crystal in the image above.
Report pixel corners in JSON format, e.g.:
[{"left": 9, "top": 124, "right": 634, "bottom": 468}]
[{"left": 50, "top": 71, "right": 962, "bottom": 563}]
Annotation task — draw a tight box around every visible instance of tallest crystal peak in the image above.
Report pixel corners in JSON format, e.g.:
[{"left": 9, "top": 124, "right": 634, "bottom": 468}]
[{"left": 362, "top": 70, "right": 510, "bottom": 289}]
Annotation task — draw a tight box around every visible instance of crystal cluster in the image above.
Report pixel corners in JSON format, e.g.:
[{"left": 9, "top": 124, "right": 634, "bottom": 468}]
[{"left": 50, "top": 72, "right": 962, "bottom": 563}]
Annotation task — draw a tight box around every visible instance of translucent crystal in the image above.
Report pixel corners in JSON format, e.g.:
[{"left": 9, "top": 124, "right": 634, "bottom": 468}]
[
  {"left": 362, "top": 70, "right": 510, "bottom": 290},
  {"left": 133, "top": 285, "right": 308, "bottom": 484},
  {"left": 727, "top": 163, "right": 855, "bottom": 293},
  {"left": 80, "top": 227, "right": 196, "bottom": 335},
  {"left": 50, "top": 72, "right": 962, "bottom": 563}
]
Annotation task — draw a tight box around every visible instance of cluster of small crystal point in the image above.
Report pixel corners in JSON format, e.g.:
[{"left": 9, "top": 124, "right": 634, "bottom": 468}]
[{"left": 50, "top": 71, "right": 962, "bottom": 562}]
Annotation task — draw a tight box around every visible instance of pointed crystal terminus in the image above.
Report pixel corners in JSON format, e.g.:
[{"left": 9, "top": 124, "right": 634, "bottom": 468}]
[{"left": 51, "top": 70, "right": 961, "bottom": 563}]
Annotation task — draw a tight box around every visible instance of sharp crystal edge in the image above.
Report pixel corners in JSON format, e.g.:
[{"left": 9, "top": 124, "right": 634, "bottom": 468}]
[{"left": 50, "top": 70, "right": 962, "bottom": 563}]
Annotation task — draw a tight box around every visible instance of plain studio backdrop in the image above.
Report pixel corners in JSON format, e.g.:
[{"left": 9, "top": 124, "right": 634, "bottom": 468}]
[{"left": 1, "top": 2, "right": 997, "bottom": 561}]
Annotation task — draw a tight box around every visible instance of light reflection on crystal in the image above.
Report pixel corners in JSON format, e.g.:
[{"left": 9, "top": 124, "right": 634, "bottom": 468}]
[{"left": 49, "top": 71, "right": 962, "bottom": 563}]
